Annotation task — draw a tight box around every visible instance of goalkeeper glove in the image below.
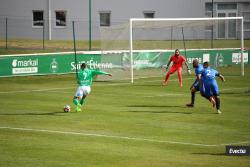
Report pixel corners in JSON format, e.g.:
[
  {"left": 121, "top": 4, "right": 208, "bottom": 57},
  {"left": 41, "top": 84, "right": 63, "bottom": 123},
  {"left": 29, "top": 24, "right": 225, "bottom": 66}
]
[
  {"left": 187, "top": 68, "right": 191, "bottom": 75},
  {"left": 161, "top": 65, "right": 169, "bottom": 70}
]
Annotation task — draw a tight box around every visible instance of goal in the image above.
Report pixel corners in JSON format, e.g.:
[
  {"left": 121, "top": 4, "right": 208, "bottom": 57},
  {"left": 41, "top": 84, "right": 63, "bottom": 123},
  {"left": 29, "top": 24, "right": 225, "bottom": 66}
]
[{"left": 100, "top": 17, "right": 245, "bottom": 83}]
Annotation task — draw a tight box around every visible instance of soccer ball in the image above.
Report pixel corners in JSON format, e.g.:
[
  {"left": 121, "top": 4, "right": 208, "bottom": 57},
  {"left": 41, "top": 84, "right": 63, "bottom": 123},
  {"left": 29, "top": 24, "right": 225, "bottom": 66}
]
[{"left": 63, "top": 105, "right": 71, "bottom": 112}]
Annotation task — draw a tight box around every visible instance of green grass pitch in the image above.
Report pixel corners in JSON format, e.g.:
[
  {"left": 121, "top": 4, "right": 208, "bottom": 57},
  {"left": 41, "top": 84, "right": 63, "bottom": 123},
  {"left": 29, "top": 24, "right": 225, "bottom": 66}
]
[{"left": 0, "top": 68, "right": 250, "bottom": 167}]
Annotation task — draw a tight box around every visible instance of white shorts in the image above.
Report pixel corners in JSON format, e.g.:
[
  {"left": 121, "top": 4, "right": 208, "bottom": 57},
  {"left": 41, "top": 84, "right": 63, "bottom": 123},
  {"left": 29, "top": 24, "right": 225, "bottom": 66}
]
[{"left": 74, "top": 86, "right": 91, "bottom": 98}]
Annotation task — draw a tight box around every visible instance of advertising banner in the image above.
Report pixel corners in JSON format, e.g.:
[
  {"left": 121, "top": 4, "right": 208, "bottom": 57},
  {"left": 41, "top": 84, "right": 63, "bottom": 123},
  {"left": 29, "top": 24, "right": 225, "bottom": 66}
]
[
  {"left": 0, "top": 49, "right": 249, "bottom": 77},
  {"left": 0, "top": 53, "right": 107, "bottom": 77}
]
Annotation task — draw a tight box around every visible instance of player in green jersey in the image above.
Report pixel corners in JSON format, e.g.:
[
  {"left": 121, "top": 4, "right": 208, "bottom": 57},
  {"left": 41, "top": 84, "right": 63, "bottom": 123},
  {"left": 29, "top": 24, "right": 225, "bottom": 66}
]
[{"left": 73, "top": 63, "right": 112, "bottom": 112}]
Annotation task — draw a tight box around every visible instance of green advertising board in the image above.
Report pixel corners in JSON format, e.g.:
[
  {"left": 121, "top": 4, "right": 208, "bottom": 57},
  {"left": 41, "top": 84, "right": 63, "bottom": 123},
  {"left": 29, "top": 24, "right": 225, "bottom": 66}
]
[
  {"left": 0, "top": 53, "right": 107, "bottom": 77},
  {"left": 127, "top": 49, "right": 249, "bottom": 69},
  {"left": 0, "top": 49, "right": 249, "bottom": 77}
]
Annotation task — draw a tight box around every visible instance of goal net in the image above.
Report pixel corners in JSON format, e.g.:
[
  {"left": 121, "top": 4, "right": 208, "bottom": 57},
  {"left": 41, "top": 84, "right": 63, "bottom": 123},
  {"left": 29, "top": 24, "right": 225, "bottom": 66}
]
[{"left": 100, "top": 17, "right": 245, "bottom": 83}]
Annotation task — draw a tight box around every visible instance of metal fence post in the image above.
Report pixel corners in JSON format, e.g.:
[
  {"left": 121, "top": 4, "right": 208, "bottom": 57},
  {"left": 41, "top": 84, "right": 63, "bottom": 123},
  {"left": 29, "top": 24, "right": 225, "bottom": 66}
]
[
  {"left": 5, "top": 17, "right": 8, "bottom": 50},
  {"left": 43, "top": 19, "right": 45, "bottom": 49},
  {"left": 211, "top": 0, "right": 214, "bottom": 48},
  {"left": 89, "top": 0, "right": 92, "bottom": 50}
]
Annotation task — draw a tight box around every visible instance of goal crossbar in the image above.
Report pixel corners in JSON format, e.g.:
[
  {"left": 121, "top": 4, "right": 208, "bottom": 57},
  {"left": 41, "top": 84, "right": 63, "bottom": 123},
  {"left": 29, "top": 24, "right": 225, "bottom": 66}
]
[{"left": 129, "top": 17, "right": 244, "bottom": 83}]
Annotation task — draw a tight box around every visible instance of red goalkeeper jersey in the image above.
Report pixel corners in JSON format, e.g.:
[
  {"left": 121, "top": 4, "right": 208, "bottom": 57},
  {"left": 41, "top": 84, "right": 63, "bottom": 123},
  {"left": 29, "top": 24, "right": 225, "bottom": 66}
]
[{"left": 169, "top": 55, "right": 186, "bottom": 68}]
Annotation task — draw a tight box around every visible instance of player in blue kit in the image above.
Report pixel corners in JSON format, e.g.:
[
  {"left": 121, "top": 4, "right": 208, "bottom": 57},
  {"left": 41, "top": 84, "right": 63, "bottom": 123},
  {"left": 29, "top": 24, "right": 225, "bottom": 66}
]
[
  {"left": 186, "top": 59, "right": 211, "bottom": 107},
  {"left": 201, "top": 62, "right": 225, "bottom": 114}
]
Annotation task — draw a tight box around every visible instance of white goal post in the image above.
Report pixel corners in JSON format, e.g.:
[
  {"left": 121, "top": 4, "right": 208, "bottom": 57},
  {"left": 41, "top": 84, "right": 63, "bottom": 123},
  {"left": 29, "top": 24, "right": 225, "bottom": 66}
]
[{"left": 129, "top": 17, "right": 245, "bottom": 83}]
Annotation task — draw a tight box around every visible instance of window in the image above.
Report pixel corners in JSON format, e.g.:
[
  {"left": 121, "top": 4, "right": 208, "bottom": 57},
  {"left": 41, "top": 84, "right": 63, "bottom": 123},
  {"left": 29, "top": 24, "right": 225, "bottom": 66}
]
[
  {"left": 33, "top": 10, "right": 44, "bottom": 27},
  {"left": 242, "top": 12, "right": 250, "bottom": 31},
  {"left": 143, "top": 11, "right": 155, "bottom": 18},
  {"left": 205, "top": 3, "right": 213, "bottom": 12},
  {"left": 205, "top": 3, "right": 213, "bottom": 31},
  {"left": 217, "top": 3, "right": 237, "bottom": 10},
  {"left": 205, "top": 2, "right": 213, "bottom": 19},
  {"left": 55, "top": 11, "right": 66, "bottom": 27},
  {"left": 242, "top": 12, "right": 250, "bottom": 20},
  {"left": 244, "top": 22, "right": 250, "bottom": 30},
  {"left": 100, "top": 12, "right": 111, "bottom": 27},
  {"left": 218, "top": 13, "right": 226, "bottom": 38},
  {"left": 228, "top": 13, "right": 236, "bottom": 38}
]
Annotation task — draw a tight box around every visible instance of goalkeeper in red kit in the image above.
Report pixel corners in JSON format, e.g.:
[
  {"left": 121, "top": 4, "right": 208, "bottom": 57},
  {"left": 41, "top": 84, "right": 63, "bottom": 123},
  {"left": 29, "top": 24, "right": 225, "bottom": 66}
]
[{"left": 162, "top": 49, "right": 191, "bottom": 87}]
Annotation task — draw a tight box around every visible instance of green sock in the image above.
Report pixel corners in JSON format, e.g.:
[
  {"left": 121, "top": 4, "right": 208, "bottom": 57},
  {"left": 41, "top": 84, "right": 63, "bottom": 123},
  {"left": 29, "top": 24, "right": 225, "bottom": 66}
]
[
  {"left": 80, "top": 98, "right": 85, "bottom": 105},
  {"left": 73, "top": 99, "right": 79, "bottom": 105}
]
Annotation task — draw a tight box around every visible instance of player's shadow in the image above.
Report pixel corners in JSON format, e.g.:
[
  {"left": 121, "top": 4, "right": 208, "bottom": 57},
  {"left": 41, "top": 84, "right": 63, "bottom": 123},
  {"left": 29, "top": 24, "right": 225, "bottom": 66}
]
[
  {"left": 127, "top": 105, "right": 192, "bottom": 114},
  {"left": 94, "top": 80, "right": 113, "bottom": 83},
  {"left": 0, "top": 112, "right": 68, "bottom": 116},
  {"left": 128, "top": 104, "right": 187, "bottom": 108}
]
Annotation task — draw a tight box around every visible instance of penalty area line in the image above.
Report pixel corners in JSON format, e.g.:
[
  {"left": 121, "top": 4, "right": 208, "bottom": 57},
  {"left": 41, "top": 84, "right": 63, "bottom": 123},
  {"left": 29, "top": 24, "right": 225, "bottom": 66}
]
[
  {"left": 0, "top": 78, "right": 193, "bottom": 94},
  {"left": 1, "top": 126, "right": 249, "bottom": 147}
]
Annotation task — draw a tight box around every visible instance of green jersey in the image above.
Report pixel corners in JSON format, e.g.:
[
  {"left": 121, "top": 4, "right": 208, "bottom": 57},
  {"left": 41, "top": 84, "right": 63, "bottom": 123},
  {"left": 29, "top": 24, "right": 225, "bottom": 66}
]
[{"left": 77, "top": 68, "right": 109, "bottom": 86}]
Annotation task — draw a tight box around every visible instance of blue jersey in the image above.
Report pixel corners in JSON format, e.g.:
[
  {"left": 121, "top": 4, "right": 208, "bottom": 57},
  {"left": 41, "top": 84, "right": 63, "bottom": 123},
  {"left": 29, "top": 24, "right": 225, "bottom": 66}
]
[
  {"left": 202, "top": 67, "right": 220, "bottom": 97},
  {"left": 195, "top": 64, "right": 203, "bottom": 76},
  {"left": 202, "top": 67, "right": 219, "bottom": 82}
]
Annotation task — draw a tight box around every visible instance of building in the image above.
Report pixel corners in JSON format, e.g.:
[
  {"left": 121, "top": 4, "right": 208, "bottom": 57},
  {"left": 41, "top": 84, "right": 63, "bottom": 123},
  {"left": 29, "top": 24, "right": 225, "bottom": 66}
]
[{"left": 0, "top": 0, "right": 249, "bottom": 40}]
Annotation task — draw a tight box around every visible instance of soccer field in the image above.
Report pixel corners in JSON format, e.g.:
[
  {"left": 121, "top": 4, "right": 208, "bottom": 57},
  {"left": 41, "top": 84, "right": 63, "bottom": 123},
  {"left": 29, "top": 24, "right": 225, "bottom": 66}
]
[{"left": 0, "top": 69, "right": 250, "bottom": 167}]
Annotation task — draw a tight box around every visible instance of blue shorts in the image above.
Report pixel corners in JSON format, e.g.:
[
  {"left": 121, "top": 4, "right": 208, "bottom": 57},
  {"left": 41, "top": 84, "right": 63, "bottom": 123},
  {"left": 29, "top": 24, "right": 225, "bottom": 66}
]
[
  {"left": 204, "top": 80, "right": 219, "bottom": 97},
  {"left": 191, "top": 80, "right": 199, "bottom": 91},
  {"left": 191, "top": 80, "right": 205, "bottom": 95}
]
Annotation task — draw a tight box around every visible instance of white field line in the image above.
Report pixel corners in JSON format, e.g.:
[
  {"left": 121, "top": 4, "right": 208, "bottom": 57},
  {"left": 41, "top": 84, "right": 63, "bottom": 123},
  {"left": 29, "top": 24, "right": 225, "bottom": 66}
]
[
  {"left": 47, "top": 87, "right": 249, "bottom": 98},
  {"left": 8, "top": 83, "right": 246, "bottom": 96},
  {"left": 0, "top": 77, "right": 193, "bottom": 94},
  {"left": 1, "top": 126, "right": 249, "bottom": 147},
  {"left": 0, "top": 84, "right": 248, "bottom": 96},
  {"left": 0, "top": 80, "right": 249, "bottom": 95},
  {"left": 0, "top": 87, "right": 75, "bottom": 94},
  {"left": 94, "top": 77, "right": 195, "bottom": 86},
  {"left": 43, "top": 90, "right": 184, "bottom": 98}
]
